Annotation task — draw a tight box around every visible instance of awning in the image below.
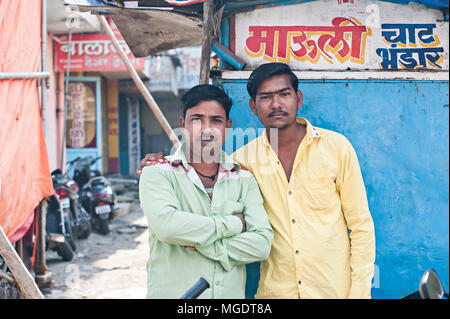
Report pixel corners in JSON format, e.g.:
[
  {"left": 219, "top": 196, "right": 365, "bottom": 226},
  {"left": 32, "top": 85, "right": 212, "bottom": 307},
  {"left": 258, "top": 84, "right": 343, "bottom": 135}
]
[{"left": 68, "top": 0, "right": 449, "bottom": 57}]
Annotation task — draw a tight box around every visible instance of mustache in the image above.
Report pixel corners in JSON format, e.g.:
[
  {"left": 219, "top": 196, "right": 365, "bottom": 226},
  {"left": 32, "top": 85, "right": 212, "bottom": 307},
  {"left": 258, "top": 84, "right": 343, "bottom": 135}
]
[{"left": 268, "top": 110, "right": 289, "bottom": 117}]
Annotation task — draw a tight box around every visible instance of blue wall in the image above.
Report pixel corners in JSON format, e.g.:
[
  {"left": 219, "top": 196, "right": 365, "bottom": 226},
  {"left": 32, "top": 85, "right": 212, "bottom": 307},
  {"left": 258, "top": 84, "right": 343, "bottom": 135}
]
[{"left": 217, "top": 78, "right": 449, "bottom": 299}]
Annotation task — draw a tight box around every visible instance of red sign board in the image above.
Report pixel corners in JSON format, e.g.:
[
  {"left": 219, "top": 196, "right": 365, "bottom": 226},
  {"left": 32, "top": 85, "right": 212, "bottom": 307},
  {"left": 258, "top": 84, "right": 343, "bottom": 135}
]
[{"left": 55, "top": 19, "right": 145, "bottom": 72}]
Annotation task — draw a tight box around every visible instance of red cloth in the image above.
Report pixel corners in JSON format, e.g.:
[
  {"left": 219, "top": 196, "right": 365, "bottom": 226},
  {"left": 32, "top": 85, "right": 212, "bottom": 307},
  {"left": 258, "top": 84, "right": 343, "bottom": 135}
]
[{"left": 0, "top": 0, "right": 54, "bottom": 240}]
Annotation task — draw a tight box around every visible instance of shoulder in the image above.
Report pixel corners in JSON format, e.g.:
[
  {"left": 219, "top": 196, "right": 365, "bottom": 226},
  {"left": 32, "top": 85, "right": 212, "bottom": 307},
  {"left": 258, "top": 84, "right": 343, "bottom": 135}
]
[
  {"left": 315, "top": 127, "right": 354, "bottom": 149},
  {"left": 231, "top": 136, "right": 264, "bottom": 168},
  {"left": 140, "top": 159, "right": 174, "bottom": 180}
]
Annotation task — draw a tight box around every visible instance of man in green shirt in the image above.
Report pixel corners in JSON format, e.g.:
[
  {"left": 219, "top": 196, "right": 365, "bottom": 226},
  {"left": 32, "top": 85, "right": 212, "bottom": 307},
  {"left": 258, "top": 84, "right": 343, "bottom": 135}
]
[{"left": 139, "top": 84, "right": 273, "bottom": 299}]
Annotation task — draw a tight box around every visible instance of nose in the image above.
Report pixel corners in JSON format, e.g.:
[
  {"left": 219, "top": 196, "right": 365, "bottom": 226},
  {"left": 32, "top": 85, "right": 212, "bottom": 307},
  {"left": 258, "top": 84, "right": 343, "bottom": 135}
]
[
  {"left": 270, "top": 93, "right": 283, "bottom": 110},
  {"left": 201, "top": 121, "right": 215, "bottom": 137}
]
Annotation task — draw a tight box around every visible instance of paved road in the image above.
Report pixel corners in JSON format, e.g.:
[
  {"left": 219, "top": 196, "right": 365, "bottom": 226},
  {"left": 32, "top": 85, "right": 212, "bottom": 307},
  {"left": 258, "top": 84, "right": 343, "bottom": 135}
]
[{"left": 42, "top": 202, "right": 149, "bottom": 299}]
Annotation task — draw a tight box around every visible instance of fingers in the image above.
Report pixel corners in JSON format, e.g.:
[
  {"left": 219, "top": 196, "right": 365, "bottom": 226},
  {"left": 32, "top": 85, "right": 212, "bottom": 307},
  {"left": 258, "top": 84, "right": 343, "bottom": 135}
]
[
  {"left": 147, "top": 152, "right": 164, "bottom": 161},
  {"left": 233, "top": 213, "right": 246, "bottom": 233},
  {"left": 138, "top": 152, "right": 166, "bottom": 174}
]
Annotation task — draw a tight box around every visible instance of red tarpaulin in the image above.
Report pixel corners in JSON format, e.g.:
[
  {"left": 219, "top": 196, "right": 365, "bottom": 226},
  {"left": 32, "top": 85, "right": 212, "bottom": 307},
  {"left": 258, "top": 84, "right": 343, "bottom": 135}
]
[{"left": 0, "top": 0, "right": 53, "bottom": 241}]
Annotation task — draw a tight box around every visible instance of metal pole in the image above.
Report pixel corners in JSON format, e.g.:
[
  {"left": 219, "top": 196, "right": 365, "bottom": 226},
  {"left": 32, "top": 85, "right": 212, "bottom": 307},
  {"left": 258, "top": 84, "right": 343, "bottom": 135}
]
[
  {"left": 60, "top": 27, "right": 73, "bottom": 171},
  {"left": 33, "top": 0, "right": 53, "bottom": 290},
  {"left": 212, "top": 40, "right": 246, "bottom": 70},
  {"left": 0, "top": 72, "right": 50, "bottom": 80},
  {"left": 96, "top": 15, "right": 180, "bottom": 147},
  {"left": 199, "top": 0, "right": 214, "bottom": 84}
]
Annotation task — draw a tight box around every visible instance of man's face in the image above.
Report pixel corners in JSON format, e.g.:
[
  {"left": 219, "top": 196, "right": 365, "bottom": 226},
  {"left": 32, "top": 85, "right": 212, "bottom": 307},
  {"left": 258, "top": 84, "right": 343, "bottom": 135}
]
[
  {"left": 249, "top": 74, "right": 303, "bottom": 130},
  {"left": 180, "top": 101, "right": 232, "bottom": 163}
]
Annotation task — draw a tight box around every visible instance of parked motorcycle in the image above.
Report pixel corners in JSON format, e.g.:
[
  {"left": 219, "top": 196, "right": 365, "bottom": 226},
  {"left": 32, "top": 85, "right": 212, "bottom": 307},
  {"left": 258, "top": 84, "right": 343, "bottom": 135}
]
[
  {"left": 52, "top": 158, "right": 92, "bottom": 242},
  {"left": 44, "top": 194, "right": 75, "bottom": 261},
  {"left": 402, "top": 269, "right": 449, "bottom": 299},
  {"left": 72, "top": 156, "right": 118, "bottom": 235}
]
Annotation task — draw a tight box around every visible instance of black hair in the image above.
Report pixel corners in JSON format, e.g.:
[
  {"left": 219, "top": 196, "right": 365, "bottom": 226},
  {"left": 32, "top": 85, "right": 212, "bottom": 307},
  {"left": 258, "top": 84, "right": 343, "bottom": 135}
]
[
  {"left": 247, "top": 62, "right": 299, "bottom": 101},
  {"left": 181, "top": 84, "right": 232, "bottom": 119}
]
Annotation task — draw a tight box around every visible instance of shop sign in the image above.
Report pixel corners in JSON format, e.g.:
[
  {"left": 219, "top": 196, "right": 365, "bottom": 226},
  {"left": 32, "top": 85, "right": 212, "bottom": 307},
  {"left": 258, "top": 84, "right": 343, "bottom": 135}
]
[
  {"left": 234, "top": 0, "right": 448, "bottom": 71},
  {"left": 55, "top": 19, "right": 145, "bottom": 72}
]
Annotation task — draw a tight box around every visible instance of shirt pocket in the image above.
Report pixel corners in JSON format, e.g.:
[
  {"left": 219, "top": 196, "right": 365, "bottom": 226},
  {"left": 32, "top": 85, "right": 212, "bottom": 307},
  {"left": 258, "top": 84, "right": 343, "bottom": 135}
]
[{"left": 299, "top": 177, "right": 337, "bottom": 211}]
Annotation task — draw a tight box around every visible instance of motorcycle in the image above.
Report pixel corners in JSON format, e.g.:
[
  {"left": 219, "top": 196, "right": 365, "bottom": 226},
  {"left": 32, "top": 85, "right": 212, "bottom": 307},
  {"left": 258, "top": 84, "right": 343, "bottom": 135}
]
[
  {"left": 44, "top": 194, "right": 75, "bottom": 261},
  {"left": 52, "top": 158, "right": 92, "bottom": 242},
  {"left": 402, "top": 269, "right": 449, "bottom": 299},
  {"left": 72, "top": 156, "right": 118, "bottom": 235}
]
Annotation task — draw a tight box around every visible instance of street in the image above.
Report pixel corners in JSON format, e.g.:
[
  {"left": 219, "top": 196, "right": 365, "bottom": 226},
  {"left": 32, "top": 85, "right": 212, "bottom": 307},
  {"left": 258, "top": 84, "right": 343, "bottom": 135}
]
[{"left": 42, "top": 201, "right": 149, "bottom": 299}]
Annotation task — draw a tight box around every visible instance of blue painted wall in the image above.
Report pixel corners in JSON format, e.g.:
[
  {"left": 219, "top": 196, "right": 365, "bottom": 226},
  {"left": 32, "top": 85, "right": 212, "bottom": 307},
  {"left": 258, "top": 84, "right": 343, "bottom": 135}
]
[{"left": 217, "top": 78, "right": 449, "bottom": 299}]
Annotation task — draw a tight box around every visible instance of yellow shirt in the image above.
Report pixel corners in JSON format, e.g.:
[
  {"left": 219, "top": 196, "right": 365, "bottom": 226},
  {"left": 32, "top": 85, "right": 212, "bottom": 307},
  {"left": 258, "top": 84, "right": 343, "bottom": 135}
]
[{"left": 232, "top": 118, "right": 375, "bottom": 299}]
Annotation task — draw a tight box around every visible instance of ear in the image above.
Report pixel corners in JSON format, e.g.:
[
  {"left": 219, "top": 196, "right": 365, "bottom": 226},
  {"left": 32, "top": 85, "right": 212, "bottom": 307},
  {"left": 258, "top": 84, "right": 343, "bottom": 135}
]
[
  {"left": 249, "top": 98, "right": 258, "bottom": 116},
  {"left": 296, "top": 90, "right": 303, "bottom": 111},
  {"left": 179, "top": 116, "right": 185, "bottom": 128},
  {"left": 226, "top": 118, "right": 233, "bottom": 129}
]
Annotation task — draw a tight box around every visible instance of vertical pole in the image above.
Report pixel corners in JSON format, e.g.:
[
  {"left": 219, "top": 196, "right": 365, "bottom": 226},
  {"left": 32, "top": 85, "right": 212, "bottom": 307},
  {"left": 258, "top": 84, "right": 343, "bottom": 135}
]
[
  {"left": 60, "top": 27, "right": 73, "bottom": 172},
  {"left": 199, "top": 0, "right": 214, "bottom": 84},
  {"left": 34, "top": 201, "right": 53, "bottom": 289}
]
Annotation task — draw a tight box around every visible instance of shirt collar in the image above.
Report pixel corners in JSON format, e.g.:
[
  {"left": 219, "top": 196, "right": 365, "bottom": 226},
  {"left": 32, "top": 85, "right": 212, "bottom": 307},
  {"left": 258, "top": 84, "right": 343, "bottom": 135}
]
[
  {"left": 261, "top": 117, "right": 321, "bottom": 148},
  {"left": 168, "top": 142, "right": 241, "bottom": 173}
]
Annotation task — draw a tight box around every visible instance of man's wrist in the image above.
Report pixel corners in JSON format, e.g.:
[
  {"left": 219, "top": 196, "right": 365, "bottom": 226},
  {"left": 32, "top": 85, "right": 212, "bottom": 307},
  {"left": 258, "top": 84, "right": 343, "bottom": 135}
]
[{"left": 218, "top": 215, "right": 244, "bottom": 238}]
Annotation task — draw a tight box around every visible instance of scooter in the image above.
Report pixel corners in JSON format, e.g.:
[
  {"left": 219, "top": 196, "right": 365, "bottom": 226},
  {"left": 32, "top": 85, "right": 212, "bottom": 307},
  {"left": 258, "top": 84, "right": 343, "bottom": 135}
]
[
  {"left": 52, "top": 158, "right": 92, "bottom": 242},
  {"left": 402, "top": 269, "right": 449, "bottom": 299},
  {"left": 72, "top": 156, "right": 118, "bottom": 235}
]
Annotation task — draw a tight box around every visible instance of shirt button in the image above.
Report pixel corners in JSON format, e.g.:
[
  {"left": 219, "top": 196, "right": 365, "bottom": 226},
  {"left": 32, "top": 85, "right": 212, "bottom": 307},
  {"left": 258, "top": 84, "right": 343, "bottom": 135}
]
[
  {"left": 276, "top": 161, "right": 280, "bottom": 165},
  {"left": 298, "top": 281, "right": 302, "bottom": 286},
  {"left": 215, "top": 281, "right": 220, "bottom": 286},
  {"left": 295, "top": 250, "right": 299, "bottom": 255},
  {"left": 292, "top": 219, "right": 296, "bottom": 224},
  {"left": 288, "top": 191, "right": 292, "bottom": 195}
]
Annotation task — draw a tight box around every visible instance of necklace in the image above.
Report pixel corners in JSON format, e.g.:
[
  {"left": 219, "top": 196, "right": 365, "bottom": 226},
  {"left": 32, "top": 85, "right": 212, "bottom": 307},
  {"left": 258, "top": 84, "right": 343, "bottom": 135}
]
[{"left": 194, "top": 168, "right": 219, "bottom": 181}]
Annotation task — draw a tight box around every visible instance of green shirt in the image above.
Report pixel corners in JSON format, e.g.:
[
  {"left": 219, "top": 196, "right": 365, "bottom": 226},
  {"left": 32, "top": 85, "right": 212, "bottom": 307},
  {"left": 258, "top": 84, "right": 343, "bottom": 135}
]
[{"left": 139, "top": 145, "right": 273, "bottom": 299}]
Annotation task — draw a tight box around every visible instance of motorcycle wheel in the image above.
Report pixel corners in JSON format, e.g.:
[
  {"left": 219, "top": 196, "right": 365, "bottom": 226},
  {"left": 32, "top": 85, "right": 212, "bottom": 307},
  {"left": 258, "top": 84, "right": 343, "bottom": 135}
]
[
  {"left": 65, "top": 222, "right": 77, "bottom": 251},
  {"left": 79, "top": 220, "right": 92, "bottom": 239},
  {"left": 97, "top": 219, "right": 110, "bottom": 235},
  {"left": 56, "top": 240, "right": 74, "bottom": 261}
]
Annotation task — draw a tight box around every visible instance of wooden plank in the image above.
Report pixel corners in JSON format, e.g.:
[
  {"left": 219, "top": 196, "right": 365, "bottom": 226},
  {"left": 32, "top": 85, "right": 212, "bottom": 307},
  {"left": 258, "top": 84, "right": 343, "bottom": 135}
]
[
  {"left": 0, "top": 225, "right": 44, "bottom": 299},
  {"left": 199, "top": 0, "right": 214, "bottom": 84}
]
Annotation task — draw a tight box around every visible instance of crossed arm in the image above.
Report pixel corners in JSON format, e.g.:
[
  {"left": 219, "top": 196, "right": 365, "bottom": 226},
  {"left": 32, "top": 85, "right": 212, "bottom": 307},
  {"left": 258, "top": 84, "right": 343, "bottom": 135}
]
[{"left": 139, "top": 165, "right": 273, "bottom": 271}]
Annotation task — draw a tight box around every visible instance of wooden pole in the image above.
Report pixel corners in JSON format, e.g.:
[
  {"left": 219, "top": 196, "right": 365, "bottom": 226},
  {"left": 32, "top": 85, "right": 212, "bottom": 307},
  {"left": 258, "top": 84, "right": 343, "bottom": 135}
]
[
  {"left": 33, "top": 201, "right": 53, "bottom": 289},
  {"left": 199, "top": 0, "right": 214, "bottom": 84},
  {"left": 97, "top": 15, "right": 180, "bottom": 148},
  {"left": 0, "top": 225, "right": 44, "bottom": 299}
]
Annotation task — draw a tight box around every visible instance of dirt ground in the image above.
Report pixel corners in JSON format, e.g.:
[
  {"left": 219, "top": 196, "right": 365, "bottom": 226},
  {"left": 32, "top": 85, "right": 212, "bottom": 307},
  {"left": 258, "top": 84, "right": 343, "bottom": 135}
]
[{"left": 41, "top": 201, "right": 149, "bottom": 299}]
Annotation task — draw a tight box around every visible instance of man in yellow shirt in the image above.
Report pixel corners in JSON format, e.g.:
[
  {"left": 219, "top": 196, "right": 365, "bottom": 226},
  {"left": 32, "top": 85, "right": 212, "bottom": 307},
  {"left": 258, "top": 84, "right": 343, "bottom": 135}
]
[
  {"left": 139, "top": 62, "right": 375, "bottom": 299},
  {"left": 232, "top": 63, "right": 375, "bottom": 299}
]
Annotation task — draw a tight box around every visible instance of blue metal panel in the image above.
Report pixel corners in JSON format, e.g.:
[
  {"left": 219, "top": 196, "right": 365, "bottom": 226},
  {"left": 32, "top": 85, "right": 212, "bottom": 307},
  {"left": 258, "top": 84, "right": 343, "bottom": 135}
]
[{"left": 218, "top": 78, "right": 449, "bottom": 299}]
